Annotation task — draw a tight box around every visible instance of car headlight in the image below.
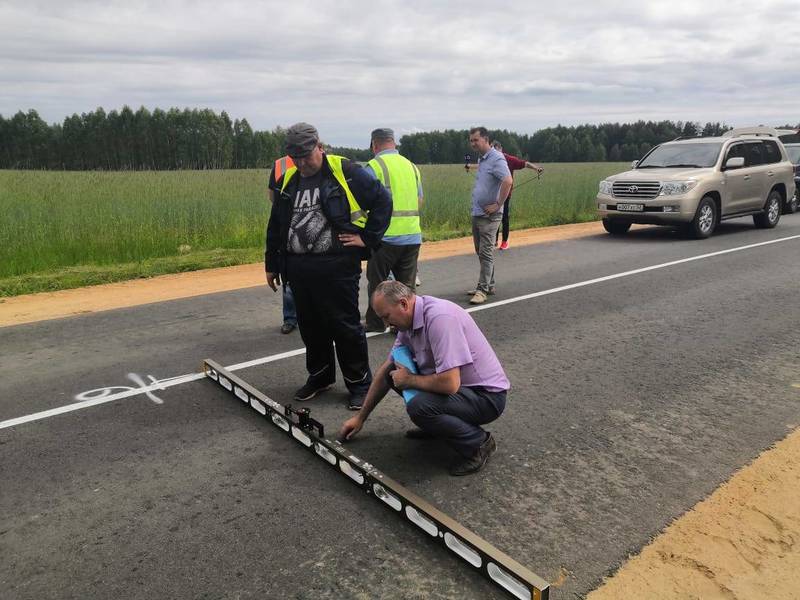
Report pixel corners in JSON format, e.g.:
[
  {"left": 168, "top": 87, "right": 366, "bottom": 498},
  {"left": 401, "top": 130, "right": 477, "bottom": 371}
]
[
  {"left": 599, "top": 180, "right": 613, "bottom": 195},
  {"left": 659, "top": 181, "right": 698, "bottom": 196}
]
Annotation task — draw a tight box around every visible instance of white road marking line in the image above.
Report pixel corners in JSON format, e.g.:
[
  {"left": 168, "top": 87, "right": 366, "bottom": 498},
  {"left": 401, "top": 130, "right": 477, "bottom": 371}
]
[
  {"left": 467, "top": 233, "right": 800, "bottom": 314},
  {"left": 2, "top": 233, "right": 798, "bottom": 431}
]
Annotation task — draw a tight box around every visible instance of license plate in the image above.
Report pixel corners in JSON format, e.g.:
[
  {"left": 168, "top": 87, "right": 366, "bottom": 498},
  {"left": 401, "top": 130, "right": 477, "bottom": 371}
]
[{"left": 616, "top": 203, "right": 644, "bottom": 212}]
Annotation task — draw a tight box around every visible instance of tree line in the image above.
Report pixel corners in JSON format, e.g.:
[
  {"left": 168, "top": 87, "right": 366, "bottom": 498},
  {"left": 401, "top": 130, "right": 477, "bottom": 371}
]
[
  {"left": 0, "top": 107, "right": 376, "bottom": 170},
  {"left": 1, "top": 106, "right": 797, "bottom": 170},
  {"left": 398, "top": 121, "right": 799, "bottom": 164},
  {"left": 399, "top": 121, "right": 736, "bottom": 165}
]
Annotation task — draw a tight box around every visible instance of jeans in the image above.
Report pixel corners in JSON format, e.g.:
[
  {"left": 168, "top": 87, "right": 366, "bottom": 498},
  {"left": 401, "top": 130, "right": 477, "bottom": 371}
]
[{"left": 282, "top": 283, "right": 297, "bottom": 326}]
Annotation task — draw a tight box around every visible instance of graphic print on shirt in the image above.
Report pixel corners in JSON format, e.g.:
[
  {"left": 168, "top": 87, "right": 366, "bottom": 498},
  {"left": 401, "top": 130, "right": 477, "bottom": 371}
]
[{"left": 287, "top": 172, "right": 335, "bottom": 254}]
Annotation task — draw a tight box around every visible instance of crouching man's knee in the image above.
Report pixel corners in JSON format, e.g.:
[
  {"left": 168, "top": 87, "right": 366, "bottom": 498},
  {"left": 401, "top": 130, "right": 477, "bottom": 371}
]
[{"left": 405, "top": 392, "right": 441, "bottom": 421}]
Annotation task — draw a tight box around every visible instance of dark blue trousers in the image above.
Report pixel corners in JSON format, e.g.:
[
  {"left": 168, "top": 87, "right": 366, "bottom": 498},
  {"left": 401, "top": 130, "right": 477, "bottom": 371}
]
[{"left": 394, "top": 372, "right": 506, "bottom": 457}]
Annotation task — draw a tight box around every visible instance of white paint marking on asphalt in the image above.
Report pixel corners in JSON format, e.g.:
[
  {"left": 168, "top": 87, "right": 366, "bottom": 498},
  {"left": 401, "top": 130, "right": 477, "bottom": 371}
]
[
  {"left": 2, "top": 233, "right": 798, "bottom": 431},
  {"left": 127, "top": 374, "right": 165, "bottom": 404},
  {"left": 0, "top": 373, "right": 205, "bottom": 430},
  {"left": 74, "top": 373, "right": 166, "bottom": 405},
  {"left": 0, "top": 347, "right": 319, "bottom": 430}
]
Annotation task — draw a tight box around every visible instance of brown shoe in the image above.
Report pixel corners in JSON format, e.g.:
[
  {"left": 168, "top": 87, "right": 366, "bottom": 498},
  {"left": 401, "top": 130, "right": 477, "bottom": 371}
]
[
  {"left": 466, "top": 288, "right": 495, "bottom": 296},
  {"left": 449, "top": 433, "right": 496, "bottom": 476}
]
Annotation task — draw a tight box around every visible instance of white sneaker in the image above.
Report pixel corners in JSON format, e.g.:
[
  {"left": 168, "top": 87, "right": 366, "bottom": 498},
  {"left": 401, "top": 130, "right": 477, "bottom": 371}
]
[{"left": 469, "top": 290, "right": 487, "bottom": 305}]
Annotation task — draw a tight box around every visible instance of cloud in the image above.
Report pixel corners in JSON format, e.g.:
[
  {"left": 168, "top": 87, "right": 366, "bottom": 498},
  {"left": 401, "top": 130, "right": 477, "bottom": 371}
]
[{"left": 1, "top": 0, "right": 797, "bottom": 146}]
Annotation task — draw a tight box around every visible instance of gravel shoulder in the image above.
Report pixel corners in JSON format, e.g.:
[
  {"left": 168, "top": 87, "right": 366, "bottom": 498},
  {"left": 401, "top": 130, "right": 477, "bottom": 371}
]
[{"left": 0, "top": 222, "right": 603, "bottom": 327}]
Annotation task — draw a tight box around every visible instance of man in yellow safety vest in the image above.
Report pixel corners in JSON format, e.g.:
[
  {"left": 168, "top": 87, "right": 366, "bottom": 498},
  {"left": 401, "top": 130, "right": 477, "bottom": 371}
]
[
  {"left": 364, "top": 127, "right": 424, "bottom": 332},
  {"left": 265, "top": 122, "right": 392, "bottom": 410}
]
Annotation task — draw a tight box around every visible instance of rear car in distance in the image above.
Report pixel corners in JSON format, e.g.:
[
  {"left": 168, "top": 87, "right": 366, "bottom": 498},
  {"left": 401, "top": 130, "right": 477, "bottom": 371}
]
[
  {"left": 596, "top": 127, "right": 797, "bottom": 239},
  {"left": 784, "top": 143, "right": 799, "bottom": 214}
]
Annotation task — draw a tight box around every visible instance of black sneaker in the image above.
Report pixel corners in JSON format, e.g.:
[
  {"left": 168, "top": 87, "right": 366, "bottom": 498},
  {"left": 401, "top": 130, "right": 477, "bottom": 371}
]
[
  {"left": 347, "top": 393, "right": 365, "bottom": 411},
  {"left": 294, "top": 381, "right": 334, "bottom": 401},
  {"left": 280, "top": 322, "right": 296, "bottom": 334},
  {"left": 448, "top": 433, "right": 497, "bottom": 476}
]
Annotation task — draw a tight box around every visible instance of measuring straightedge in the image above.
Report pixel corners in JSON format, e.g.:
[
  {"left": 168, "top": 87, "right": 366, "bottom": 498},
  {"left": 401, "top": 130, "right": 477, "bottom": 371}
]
[{"left": 204, "top": 359, "right": 549, "bottom": 600}]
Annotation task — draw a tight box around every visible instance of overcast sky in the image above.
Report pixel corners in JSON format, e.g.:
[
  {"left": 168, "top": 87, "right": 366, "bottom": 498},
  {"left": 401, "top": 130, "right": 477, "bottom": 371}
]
[{"left": 1, "top": 0, "right": 797, "bottom": 146}]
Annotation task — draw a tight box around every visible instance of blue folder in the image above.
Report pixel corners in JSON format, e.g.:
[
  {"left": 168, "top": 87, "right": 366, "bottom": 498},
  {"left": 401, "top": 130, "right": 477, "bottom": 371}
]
[{"left": 390, "top": 345, "right": 420, "bottom": 404}]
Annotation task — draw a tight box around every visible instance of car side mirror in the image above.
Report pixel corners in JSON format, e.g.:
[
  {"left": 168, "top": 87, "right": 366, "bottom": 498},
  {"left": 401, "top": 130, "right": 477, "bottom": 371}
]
[
  {"left": 630, "top": 160, "right": 639, "bottom": 169},
  {"left": 724, "top": 156, "right": 745, "bottom": 170}
]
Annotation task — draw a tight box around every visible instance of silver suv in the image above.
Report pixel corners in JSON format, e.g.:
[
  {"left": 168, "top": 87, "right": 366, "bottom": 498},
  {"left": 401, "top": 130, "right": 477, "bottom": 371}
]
[{"left": 596, "top": 127, "right": 797, "bottom": 238}]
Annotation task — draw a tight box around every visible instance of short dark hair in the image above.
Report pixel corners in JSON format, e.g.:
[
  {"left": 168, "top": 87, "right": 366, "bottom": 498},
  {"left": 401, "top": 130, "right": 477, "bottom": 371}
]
[{"left": 469, "top": 126, "right": 489, "bottom": 139}]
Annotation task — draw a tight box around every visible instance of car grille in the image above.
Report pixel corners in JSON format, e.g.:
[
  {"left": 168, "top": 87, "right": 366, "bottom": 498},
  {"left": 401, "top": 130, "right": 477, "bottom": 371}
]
[{"left": 612, "top": 181, "right": 661, "bottom": 199}]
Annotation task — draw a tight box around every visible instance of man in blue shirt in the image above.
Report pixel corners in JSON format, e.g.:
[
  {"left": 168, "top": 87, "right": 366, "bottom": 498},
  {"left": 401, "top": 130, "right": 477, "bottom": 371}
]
[{"left": 467, "top": 127, "right": 513, "bottom": 305}]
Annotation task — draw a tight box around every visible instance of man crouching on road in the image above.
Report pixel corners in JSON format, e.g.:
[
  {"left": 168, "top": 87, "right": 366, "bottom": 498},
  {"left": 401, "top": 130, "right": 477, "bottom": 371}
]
[{"left": 339, "top": 280, "right": 509, "bottom": 476}]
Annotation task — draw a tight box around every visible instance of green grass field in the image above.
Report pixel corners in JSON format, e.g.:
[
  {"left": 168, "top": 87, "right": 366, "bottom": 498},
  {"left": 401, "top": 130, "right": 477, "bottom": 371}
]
[{"left": 0, "top": 163, "right": 628, "bottom": 296}]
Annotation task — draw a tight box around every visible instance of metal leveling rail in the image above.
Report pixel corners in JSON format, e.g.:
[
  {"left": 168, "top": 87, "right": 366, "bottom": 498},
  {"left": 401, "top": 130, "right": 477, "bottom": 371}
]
[{"left": 204, "top": 359, "right": 550, "bottom": 600}]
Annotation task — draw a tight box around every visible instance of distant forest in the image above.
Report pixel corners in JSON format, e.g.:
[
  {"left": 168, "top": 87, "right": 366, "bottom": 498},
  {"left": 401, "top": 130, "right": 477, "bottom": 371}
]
[{"left": 1, "top": 106, "right": 797, "bottom": 170}]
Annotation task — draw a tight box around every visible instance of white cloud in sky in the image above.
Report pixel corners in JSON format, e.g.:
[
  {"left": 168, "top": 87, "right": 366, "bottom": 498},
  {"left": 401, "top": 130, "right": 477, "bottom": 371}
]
[{"left": 1, "top": 0, "right": 797, "bottom": 146}]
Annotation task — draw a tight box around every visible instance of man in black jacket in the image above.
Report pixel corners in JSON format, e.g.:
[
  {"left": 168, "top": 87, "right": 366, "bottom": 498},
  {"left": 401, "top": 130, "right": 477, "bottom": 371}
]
[{"left": 265, "top": 122, "right": 392, "bottom": 410}]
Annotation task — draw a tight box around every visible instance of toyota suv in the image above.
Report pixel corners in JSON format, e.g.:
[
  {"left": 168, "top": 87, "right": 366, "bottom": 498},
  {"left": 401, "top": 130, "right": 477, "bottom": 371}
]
[{"left": 596, "top": 127, "right": 797, "bottom": 238}]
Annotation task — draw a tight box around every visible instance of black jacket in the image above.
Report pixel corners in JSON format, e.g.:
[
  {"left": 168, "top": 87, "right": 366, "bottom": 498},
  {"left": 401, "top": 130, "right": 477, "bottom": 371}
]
[{"left": 265, "top": 155, "right": 392, "bottom": 277}]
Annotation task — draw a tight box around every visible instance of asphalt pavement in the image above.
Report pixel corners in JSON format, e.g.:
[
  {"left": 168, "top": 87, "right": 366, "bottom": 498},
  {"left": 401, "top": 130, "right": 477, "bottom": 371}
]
[{"left": 2, "top": 214, "right": 799, "bottom": 599}]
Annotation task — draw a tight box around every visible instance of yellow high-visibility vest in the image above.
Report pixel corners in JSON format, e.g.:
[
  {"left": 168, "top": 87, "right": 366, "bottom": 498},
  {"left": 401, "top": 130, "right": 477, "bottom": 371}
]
[
  {"left": 368, "top": 152, "right": 421, "bottom": 237},
  {"left": 280, "top": 155, "right": 367, "bottom": 228}
]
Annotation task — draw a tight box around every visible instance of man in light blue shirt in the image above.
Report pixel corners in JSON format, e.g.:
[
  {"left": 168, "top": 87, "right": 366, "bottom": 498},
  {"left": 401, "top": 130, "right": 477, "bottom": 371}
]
[{"left": 467, "top": 127, "right": 513, "bottom": 305}]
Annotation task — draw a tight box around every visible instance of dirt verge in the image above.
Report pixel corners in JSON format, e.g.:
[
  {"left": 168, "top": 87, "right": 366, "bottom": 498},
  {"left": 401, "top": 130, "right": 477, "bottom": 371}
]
[
  {"left": 588, "top": 425, "right": 800, "bottom": 599},
  {"left": 0, "top": 221, "right": 603, "bottom": 327}
]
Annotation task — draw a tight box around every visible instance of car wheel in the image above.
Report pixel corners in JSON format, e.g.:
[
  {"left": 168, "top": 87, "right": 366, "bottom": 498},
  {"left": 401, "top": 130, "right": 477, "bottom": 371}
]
[
  {"left": 783, "top": 190, "right": 797, "bottom": 214},
  {"left": 753, "top": 189, "right": 781, "bottom": 228},
  {"left": 602, "top": 218, "right": 631, "bottom": 235},
  {"left": 687, "top": 196, "right": 717, "bottom": 239}
]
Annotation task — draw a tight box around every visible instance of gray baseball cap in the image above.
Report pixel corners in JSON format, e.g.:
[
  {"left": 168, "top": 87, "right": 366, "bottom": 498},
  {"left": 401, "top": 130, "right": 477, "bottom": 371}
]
[
  {"left": 286, "top": 122, "right": 320, "bottom": 158},
  {"left": 371, "top": 128, "right": 395, "bottom": 142}
]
